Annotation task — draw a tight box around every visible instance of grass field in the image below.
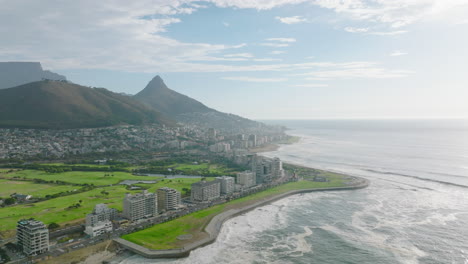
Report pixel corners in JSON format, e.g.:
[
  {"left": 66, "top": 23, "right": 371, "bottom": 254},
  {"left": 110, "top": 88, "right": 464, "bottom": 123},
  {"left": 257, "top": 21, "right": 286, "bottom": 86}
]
[
  {"left": 0, "top": 185, "right": 138, "bottom": 236},
  {"left": 169, "top": 162, "right": 238, "bottom": 175},
  {"left": 0, "top": 179, "right": 77, "bottom": 198},
  {"left": 3, "top": 170, "right": 158, "bottom": 186},
  {"left": 122, "top": 174, "right": 347, "bottom": 250},
  {"left": 137, "top": 177, "right": 214, "bottom": 193}
]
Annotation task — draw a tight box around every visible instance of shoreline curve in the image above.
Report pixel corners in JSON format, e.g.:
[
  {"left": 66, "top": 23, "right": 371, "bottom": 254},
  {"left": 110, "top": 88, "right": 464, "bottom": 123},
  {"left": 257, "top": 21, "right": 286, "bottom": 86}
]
[{"left": 113, "top": 177, "right": 369, "bottom": 259}]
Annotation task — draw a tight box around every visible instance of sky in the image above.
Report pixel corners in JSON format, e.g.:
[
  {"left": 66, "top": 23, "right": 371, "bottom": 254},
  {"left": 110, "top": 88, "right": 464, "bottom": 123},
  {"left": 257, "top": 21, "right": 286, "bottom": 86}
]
[{"left": 1, "top": 0, "right": 468, "bottom": 119}]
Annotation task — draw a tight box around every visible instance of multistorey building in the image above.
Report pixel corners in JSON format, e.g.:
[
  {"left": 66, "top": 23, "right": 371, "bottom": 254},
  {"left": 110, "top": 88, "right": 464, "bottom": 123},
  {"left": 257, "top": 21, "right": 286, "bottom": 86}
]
[
  {"left": 236, "top": 171, "right": 256, "bottom": 188},
  {"left": 16, "top": 219, "right": 49, "bottom": 256},
  {"left": 157, "top": 187, "right": 182, "bottom": 212},
  {"left": 123, "top": 190, "right": 158, "bottom": 221},
  {"left": 85, "top": 203, "right": 118, "bottom": 227},
  {"left": 85, "top": 204, "right": 118, "bottom": 237},
  {"left": 191, "top": 180, "right": 221, "bottom": 202},
  {"left": 216, "top": 176, "right": 235, "bottom": 194}
]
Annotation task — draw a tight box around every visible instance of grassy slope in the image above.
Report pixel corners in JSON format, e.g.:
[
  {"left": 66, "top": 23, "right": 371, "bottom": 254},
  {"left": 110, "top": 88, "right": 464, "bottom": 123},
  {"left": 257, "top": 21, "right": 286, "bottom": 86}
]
[
  {"left": 0, "top": 179, "right": 77, "bottom": 198},
  {"left": 0, "top": 185, "right": 137, "bottom": 235},
  {"left": 122, "top": 174, "right": 346, "bottom": 250},
  {"left": 3, "top": 170, "right": 159, "bottom": 185}
]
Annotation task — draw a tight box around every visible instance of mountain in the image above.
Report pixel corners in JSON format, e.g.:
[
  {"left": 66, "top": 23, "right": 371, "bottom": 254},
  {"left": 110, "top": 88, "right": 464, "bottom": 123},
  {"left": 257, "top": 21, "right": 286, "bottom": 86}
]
[
  {"left": 134, "top": 76, "right": 263, "bottom": 131},
  {"left": 0, "top": 62, "right": 66, "bottom": 89},
  {"left": 0, "top": 80, "right": 171, "bottom": 129},
  {"left": 134, "top": 76, "right": 213, "bottom": 116}
]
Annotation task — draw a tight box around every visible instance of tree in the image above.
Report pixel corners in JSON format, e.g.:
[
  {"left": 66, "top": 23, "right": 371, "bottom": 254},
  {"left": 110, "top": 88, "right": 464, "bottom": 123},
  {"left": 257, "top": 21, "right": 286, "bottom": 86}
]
[
  {"left": 48, "top": 222, "right": 60, "bottom": 229},
  {"left": 4, "top": 197, "right": 15, "bottom": 205}
]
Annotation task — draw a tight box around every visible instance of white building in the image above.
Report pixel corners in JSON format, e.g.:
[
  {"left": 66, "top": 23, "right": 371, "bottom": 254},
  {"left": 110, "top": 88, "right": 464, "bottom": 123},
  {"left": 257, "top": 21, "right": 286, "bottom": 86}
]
[
  {"left": 216, "top": 176, "right": 235, "bottom": 194},
  {"left": 236, "top": 171, "right": 256, "bottom": 188},
  {"left": 84, "top": 220, "right": 113, "bottom": 237},
  {"left": 16, "top": 219, "right": 49, "bottom": 256},
  {"left": 123, "top": 190, "right": 158, "bottom": 221},
  {"left": 157, "top": 187, "right": 182, "bottom": 212},
  {"left": 86, "top": 203, "right": 118, "bottom": 227},
  {"left": 191, "top": 180, "right": 221, "bottom": 202}
]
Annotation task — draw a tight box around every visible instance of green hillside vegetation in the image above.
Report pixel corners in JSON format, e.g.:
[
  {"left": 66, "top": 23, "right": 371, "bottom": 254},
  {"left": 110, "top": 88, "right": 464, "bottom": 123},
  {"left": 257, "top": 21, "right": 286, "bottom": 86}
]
[
  {"left": 0, "top": 185, "right": 137, "bottom": 237},
  {"left": 3, "top": 170, "right": 157, "bottom": 186},
  {"left": 0, "top": 179, "right": 77, "bottom": 198},
  {"left": 0, "top": 80, "right": 172, "bottom": 129}
]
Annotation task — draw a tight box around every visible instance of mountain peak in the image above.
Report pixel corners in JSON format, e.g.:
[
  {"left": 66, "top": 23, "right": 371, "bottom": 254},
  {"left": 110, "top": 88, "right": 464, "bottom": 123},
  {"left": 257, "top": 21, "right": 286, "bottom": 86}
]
[{"left": 145, "top": 75, "right": 168, "bottom": 91}]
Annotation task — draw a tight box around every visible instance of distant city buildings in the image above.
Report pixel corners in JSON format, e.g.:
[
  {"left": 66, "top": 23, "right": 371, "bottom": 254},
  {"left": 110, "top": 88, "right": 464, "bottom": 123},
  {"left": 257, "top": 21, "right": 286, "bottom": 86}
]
[
  {"left": 16, "top": 219, "right": 49, "bottom": 256},
  {"left": 254, "top": 156, "right": 284, "bottom": 184},
  {"left": 191, "top": 180, "right": 221, "bottom": 202},
  {"left": 236, "top": 171, "right": 256, "bottom": 188},
  {"left": 157, "top": 187, "right": 182, "bottom": 212},
  {"left": 85, "top": 204, "right": 118, "bottom": 237},
  {"left": 216, "top": 176, "right": 235, "bottom": 194},
  {"left": 123, "top": 190, "right": 158, "bottom": 221}
]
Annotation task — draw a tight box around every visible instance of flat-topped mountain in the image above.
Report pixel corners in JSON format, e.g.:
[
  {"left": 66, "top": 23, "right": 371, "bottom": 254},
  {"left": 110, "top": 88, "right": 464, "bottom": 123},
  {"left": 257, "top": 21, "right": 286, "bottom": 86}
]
[
  {"left": 134, "top": 76, "right": 262, "bottom": 131},
  {"left": 0, "top": 80, "right": 170, "bottom": 129},
  {"left": 0, "top": 62, "right": 66, "bottom": 89}
]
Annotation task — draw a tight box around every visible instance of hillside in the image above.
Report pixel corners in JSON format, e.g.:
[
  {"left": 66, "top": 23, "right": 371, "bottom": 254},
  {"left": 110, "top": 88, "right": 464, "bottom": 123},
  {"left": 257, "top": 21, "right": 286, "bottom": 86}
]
[
  {"left": 134, "top": 76, "right": 263, "bottom": 131},
  {"left": 0, "top": 80, "right": 171, "bottom": 129},
  {"left": 0, "top": 62, "right": 66, "bottom": 89}
]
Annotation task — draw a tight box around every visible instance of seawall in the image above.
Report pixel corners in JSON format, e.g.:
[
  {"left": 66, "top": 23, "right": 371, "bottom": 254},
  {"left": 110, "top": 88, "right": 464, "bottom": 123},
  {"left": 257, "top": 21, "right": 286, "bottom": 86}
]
[{"left": 114, "top": 177, "right": 369, "bottom": 259}]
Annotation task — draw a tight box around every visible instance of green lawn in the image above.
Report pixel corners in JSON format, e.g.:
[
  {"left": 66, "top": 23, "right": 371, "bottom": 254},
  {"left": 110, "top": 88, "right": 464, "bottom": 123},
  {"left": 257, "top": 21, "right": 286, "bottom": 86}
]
[
  {"left": 122, "top": 174, "right": 347, "bottom": 250},
  {"left": 137, "top": 177, "right": 213, "bottom": 193},
  {"left": 0, "top": 179, "right": 77, "bottom": 198},
  {"left": 3, "top": 170, "right": 159, "bottom": 186},
  {"left": 0, "top": 185, "right": 138, "bottom": 235}
]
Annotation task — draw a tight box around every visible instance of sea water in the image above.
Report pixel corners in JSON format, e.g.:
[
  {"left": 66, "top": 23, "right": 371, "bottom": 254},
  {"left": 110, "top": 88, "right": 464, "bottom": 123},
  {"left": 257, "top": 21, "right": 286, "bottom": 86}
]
[{"left": 119, "top": 119, "right": 468, "bottom": 264}]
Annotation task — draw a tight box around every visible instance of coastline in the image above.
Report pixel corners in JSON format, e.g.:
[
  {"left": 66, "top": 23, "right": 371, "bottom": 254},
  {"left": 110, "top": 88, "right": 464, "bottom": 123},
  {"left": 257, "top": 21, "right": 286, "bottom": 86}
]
[{"left": 113, "top": 176, "right": 369, "bottom": 259}]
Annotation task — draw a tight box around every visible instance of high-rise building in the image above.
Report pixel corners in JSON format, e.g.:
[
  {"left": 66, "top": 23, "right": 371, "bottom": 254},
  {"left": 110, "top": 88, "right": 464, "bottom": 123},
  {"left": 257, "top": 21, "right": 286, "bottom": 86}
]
[
  {"left": 123, "top": 190, "right": 157, "bottom": 221},
  {"left": 236, "top": 171, "right": 256, "bottom": 188},
  {"left": 85, "top": 203, "right": 118, "bottom": 227},
  {"left": 191, "top": 180, "right": 221, "bottom": 202},
  {"left": 272, "top": 157, "right": 284, "bottom": 178},
  {"left": 16, "top": 219, "right": 49, "bottom": 256},
  {"left": 216, "top": 176, "right": 235, "bottom": 194},
  {"left": 157, "top": 187, "right": 182, "bottom": 212}
]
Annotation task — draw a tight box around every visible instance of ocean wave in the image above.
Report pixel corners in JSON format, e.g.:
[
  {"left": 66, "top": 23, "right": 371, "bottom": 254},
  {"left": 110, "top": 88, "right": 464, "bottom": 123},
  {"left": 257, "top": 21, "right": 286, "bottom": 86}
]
[{"left": 363, "top": 169, "right": 468, "bottom": 189}]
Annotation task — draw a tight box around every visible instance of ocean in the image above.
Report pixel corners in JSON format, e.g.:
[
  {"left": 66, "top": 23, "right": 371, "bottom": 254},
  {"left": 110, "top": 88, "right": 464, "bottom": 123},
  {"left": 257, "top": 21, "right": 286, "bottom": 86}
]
[{"left": 119, "top": 119, "right": 468, "bottom": 264}]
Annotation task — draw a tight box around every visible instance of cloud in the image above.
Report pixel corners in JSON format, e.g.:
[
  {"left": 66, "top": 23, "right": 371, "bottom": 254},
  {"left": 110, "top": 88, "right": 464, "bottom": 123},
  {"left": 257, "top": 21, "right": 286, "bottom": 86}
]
[
  {"left": 223, "top": 21, "right": 230, "bottom": 27},
  {"left": 275, "top": 16, "right": 308, "bottom": 24},
  {"left": 368, "top": 30, "right": 408, "bottom": 36},
  {"left": 222, "top": 76, "right": 288, "bottom": 82},
  {"left": 271, "top": 50, "right": 287, "bottom": 55},
  {"left": 253, "top": 58, "right": 282, "bottom": 62},
  {"left": 224, "top": 53, "right": 254, "bottom": 58},
  {"left": 294, "top": 84, "right": 329, "bottom": 87},
  {"left": 390, "top": 51, "right": 408, "bottom": 56},
  {"left": 266, "top": 38, "right": 296, "bottom": 42},
  {"left": 260, "top": 43, "right": 290, "bottom": 47},
  {"left": 344, "top": 27, "right": 369, "bottom": 33},
  {"left": 313, "top": 0, "right": 468, "bottom": 29}
]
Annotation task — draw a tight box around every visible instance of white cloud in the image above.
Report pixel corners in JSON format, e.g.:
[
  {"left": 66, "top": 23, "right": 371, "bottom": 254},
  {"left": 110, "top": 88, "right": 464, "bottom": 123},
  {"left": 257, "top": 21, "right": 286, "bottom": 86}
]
[
  {"left": 260, "top": 43, "right": 290, "bottom": 47},
  {"left": 275, "top": 16, "right": 308, "bottom": 24},
  {"left": 271, "top": 50, "right": 287, "bottom": 55},
  {"left": 344, "top": 27, "right": 369, "bottom": 33},
  {"left": 266, "top": 38, "right": 296, "bottom": 42},
  {"left": 223, "top": 21, "right": 230, "bottom": 27},
  {"left": 369, "top": 30, "right": 408, "bottom": 36},
  {"left": 390, "top": 51, "right": 408, "bottom": 56},
  {"left": 313, "top": 0, "right": 468, "bottom": 28},
  {"left": 224, "top": 53, "right": 254, "bottom": 58},
  {"left": 253, "top": 58, "right": 282, "bottom": 62},
  {"left": 222, "top": 76, "right": 288, "bottom": 82},
  {"left": 294, "top": 84, "right": 329, "bottom": 87}
]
